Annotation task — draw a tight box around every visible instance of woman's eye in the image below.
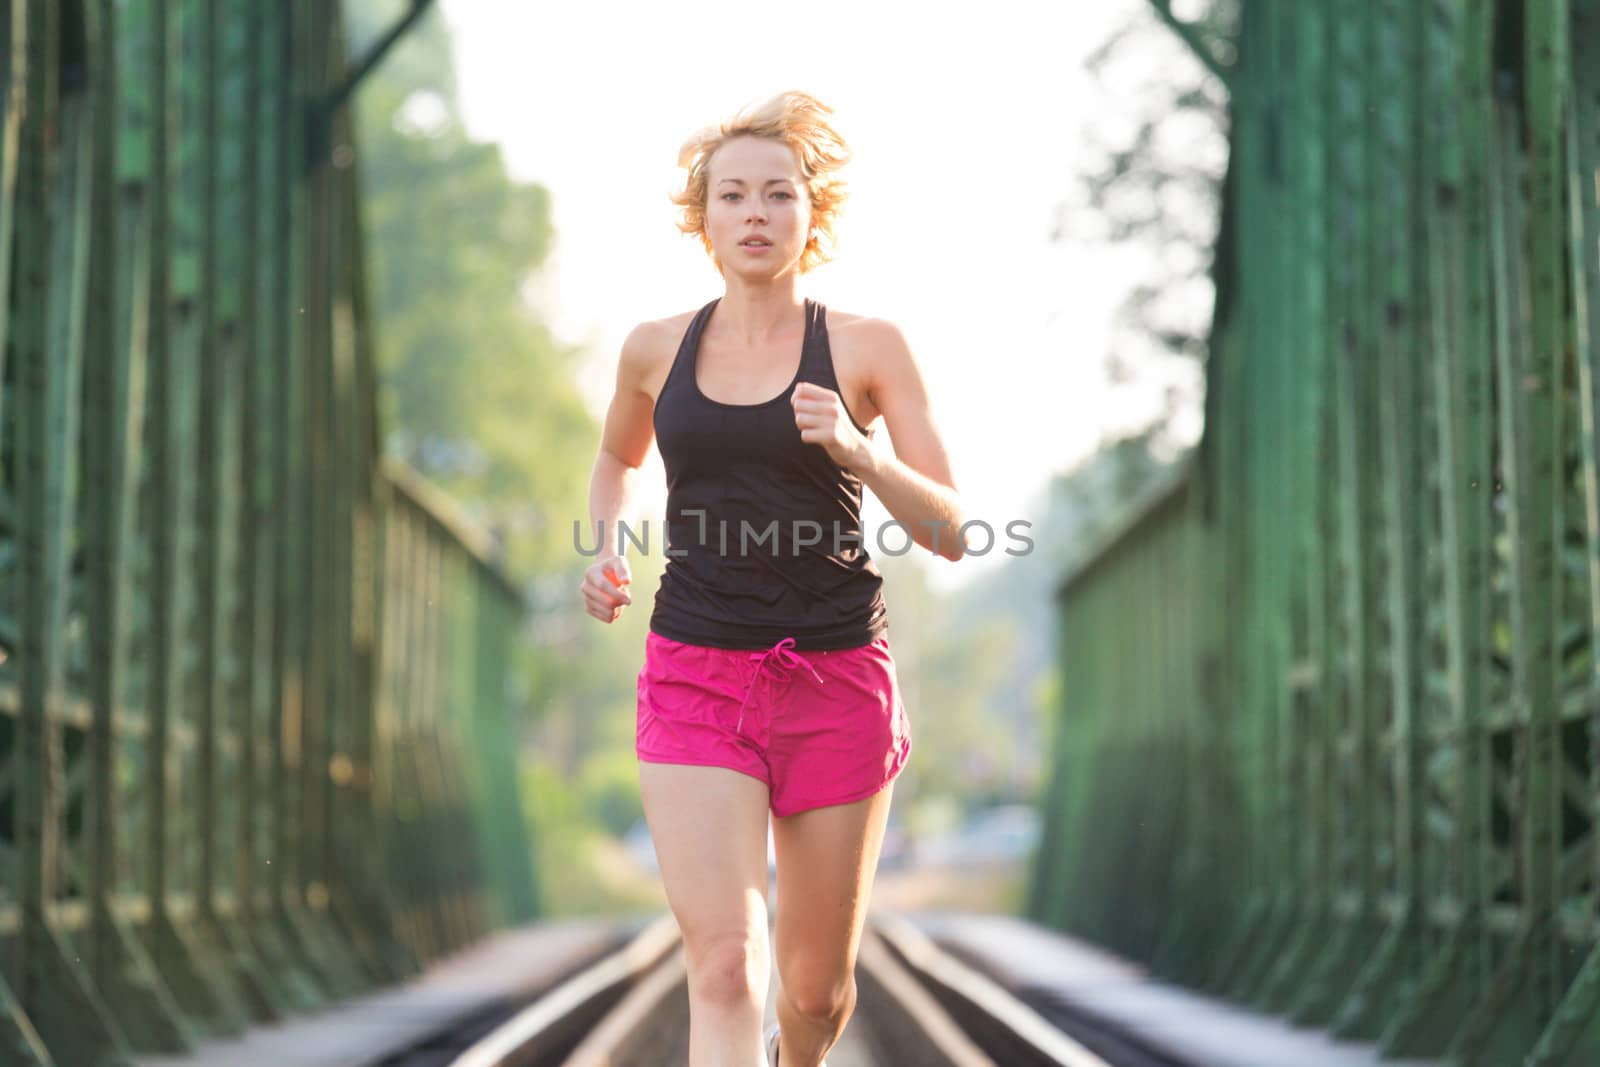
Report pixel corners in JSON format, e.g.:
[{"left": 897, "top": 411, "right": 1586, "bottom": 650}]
[{"left": 721, "top": 193, "right": 740, "bottom": 201}]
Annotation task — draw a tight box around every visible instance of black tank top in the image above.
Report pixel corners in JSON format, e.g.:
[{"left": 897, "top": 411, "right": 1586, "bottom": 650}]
[{"left": 648, "top": 297, "right": 889, "bottom": 650}]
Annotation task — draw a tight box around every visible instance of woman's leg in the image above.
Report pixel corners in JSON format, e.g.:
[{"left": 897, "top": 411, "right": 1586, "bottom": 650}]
[
  {"left": 769, "top": 780, "right": 896, "bottom": 1067},
  {"left": 639, "top": 761, "right": 772, "bottom": 1067}
]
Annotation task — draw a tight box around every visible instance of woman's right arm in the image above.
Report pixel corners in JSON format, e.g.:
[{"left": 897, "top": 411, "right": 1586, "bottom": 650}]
[{"left": 581, "top": 323, "right": 659, "bottom": 624}]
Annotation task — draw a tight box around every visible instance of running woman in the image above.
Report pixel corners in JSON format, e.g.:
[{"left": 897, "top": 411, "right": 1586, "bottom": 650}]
[{"left": 581, "top": 90, "right": 966, "bottom": 1067}]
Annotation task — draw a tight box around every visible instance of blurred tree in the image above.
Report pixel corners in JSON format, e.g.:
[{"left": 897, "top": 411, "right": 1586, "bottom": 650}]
[
  {"left": 875, "top": 0, "right": 1234, "bottom": 821},
  {"left": 578, "top": 748, "right": 648, "bottom": 837},
  {"left": 1053, "top": 0, "right": 1232, "bottom": 457},
  {"left": 346, "top": 0, "right": 593, "bottom": 577},
  {"left": 971, "top": 2, "right": 1234, "bottom": 786},
  {"left": 890, "top": 435, "right": 1174, "bottom": 817},
  {"left": 344, "top": 1, "right": 654, "bottom": 810}
]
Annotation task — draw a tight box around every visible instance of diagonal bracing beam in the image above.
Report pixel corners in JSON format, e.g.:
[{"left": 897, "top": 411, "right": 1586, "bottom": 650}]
[
  {"left": 324, "top": 0, "right": 437, "bottom": 117},
  {"left": 1147, "top": 0, "right": 1233, "bottom": 86},
  {"left": 306, "top": 0, "right": 437, "bottom": 172}
]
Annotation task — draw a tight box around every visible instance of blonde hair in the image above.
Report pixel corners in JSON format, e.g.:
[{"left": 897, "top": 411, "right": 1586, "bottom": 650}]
[{"left": 671, "top": 91, "right": 851, "bottom": 275}]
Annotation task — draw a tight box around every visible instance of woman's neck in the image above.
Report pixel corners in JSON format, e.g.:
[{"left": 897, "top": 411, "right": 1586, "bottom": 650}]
[{"left": 715, "top": 277, "right": 806, "bottom": 344}]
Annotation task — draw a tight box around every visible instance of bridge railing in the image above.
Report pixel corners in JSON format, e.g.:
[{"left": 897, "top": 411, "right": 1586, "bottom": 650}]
[
  {"left": 1031, "top": 2, "right": 1600, "bottom": 1064},
  {"left": 0, "top": 3, "right": 535, "bottom": 1065}
]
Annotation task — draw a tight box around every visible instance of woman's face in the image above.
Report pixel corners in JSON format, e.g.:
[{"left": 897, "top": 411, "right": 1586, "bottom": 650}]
[{"left": 704, "top": 135, "right": 811, "bottom": 278}]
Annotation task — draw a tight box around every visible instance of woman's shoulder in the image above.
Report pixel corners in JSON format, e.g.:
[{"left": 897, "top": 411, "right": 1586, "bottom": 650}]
[
  {"left": 821, "top": 308, "right": 914, "bottom": 361},
  {"left": 617, "top": 308, "right": 703, "bottom": 398},
  {"left": 818, "top": 309, "right": 919, "bottom": 428},
  {"left": 621, "top": 309, "right": 698, "bottom": 366}
]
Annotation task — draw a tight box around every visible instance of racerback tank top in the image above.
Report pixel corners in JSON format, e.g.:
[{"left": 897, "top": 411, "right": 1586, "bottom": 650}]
[{"left": 648, "top": 297, "right": 889, "bottom": 650}]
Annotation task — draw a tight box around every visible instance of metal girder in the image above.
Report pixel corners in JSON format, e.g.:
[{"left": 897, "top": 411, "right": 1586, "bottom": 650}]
[
  {"left": 0, "top": 1, "right": 534, "bottom": 1063},
  {"left": 1147, "top": 0, "right": 1233, "bottom": 86},
  {"left": 1037, "top": 2, "right": 1600, "bottom": 1064}
]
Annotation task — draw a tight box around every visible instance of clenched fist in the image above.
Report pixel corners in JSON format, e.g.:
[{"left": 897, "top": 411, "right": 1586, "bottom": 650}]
[
  {"left": 581, "top": 553, "right": 632, "bottom": 624},
  {"left": 790, "top": 381, "right": 870, "bottom": 471}
]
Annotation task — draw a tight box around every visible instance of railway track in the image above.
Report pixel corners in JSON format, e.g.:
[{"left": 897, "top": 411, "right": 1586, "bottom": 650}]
[{"left": 358, "top": 912, "right": 1192, "bottom": 1067}]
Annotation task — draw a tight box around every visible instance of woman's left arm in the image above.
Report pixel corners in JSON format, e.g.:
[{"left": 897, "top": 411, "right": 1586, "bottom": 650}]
[{"left": 792, "top": 319, "right": 967, "bottom": 561}]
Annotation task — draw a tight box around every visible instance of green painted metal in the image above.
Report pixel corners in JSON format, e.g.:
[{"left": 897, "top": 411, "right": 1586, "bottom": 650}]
[
  {"left": 1033, "top": 2, "right": 1600, "bottom": 1064},
  {"left": 0, "top": 2, "right": 538, "bottom": 1064}
]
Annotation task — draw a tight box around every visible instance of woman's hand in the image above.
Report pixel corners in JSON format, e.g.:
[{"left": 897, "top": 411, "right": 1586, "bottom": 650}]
[
  {"left": 581, "top": 553, "right": 632, "bottom": 624},
  {"left": 791, "top": 382, "right": 871, "bottom": 472}
]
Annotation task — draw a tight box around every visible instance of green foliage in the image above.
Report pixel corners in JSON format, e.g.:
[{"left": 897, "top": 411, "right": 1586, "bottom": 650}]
[
  {"left": 347, "top": 0, "right": 593, "bottom": 578},
  {"left": 347, "top": 0, "right": 651, "bottom": 774},
  {"left": 345, "top": 2, "right": 667, "bottom": 918},
  {"left": 522, "top": 758, "right": 581, "bottom": 830},
  {"left": 578, "top": 748, "right": 647, "bottom": 837},
  {"left": 520, "top": 758, "right": 661, "bottom": 917},
  {"left": 884, "top": 435, "right": 1174, "bottom": 821}
]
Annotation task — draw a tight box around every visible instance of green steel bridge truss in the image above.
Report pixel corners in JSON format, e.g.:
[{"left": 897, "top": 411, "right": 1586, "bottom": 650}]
[
  {"left": 1032, "top": 1, "right": 1600, "bottom": 1065},
  {"left": 0, "top": 2, "right": 537, "bottom": 1065}
]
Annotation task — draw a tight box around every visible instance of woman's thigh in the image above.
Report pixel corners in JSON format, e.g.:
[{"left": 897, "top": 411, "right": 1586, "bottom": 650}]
[
  {"left": 770, "top": 779, "right": 896, "bottom": 1010},
  {"left": 638, "top": 761, "right": 772, "bottom": 961}
]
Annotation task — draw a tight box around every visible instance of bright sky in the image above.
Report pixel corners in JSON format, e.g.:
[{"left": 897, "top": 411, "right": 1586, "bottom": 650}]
[{"left": 436, "top": 0, "right": 1187, "bottom": 591}]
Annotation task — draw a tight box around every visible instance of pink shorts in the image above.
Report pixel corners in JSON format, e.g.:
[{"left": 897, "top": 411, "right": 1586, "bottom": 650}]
[{"left": 636, "top": 631, "right": 913, "bottom": 818}]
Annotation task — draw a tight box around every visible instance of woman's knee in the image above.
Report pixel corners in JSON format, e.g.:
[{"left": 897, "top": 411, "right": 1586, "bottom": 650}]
[
  {"left": 780, "top": 966, "right": 856, "bottom": 1022},
  {"left": 686, "top": 930, "right": 768, "bottom": 1007}
]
